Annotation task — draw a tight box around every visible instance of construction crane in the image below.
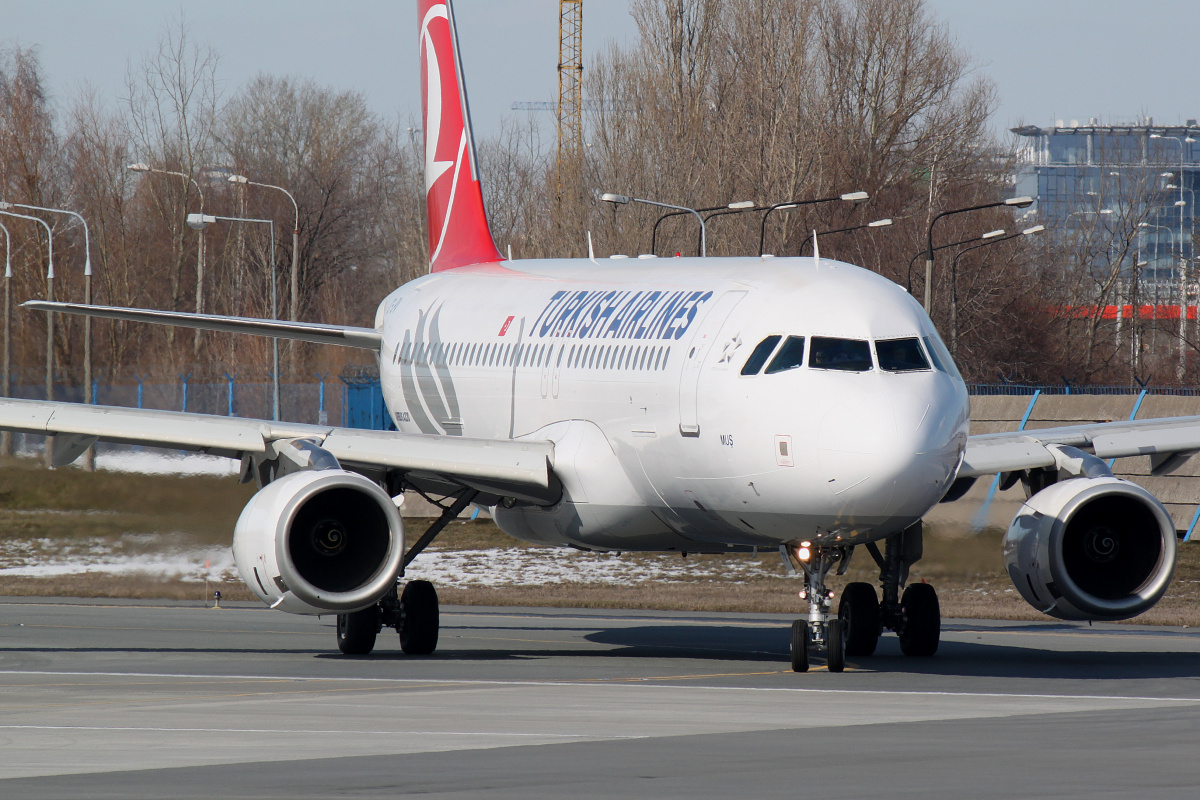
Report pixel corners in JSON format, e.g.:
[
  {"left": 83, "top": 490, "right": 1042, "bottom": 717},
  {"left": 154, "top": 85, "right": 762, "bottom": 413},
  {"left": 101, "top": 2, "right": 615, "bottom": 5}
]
[{"left": 557, "top": 0, "right": 583, "bottom": 191}]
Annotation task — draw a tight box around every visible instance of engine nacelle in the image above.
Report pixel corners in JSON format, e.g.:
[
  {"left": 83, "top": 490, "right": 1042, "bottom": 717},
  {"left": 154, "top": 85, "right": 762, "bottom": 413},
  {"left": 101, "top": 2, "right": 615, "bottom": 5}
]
[
  {"left": 232, "top": 469, "right": 405, "bottom": 615},
  {"left": 1004, "top": 476, "right": 1176, "bottom": 621}
]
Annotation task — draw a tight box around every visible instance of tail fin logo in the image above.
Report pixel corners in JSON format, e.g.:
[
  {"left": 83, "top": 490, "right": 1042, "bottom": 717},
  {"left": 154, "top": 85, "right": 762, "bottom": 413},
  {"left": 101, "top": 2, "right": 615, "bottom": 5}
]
[{"left": 417, "top": 0, "right": 503, "bottom": 272}]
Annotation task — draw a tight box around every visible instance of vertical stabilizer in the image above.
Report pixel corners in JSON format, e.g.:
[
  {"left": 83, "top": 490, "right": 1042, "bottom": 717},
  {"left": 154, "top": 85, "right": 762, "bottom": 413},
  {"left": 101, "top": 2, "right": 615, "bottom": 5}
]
[{"left": 418, "top": 0, "right": 503, "bottom": 272}]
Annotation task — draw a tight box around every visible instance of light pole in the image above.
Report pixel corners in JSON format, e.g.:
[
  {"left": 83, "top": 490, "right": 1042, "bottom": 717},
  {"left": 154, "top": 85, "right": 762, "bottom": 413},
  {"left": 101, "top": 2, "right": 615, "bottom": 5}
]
[
  {"left": 1151, "top": 134, "right": 1195, "bottom": 378},
  {"left": 228, "top": 174, "right": 300, "bottom": 373},
  {"left": 948, "top": 225, "right": 1046, "bottom": 355},
  {"left": 187, "top": 213, "right": 279, "bottom": 420},
  {"left": 0, "top": 209, "right": 54, "bottom": 465},
  {"left": 797, "top": 218, "right": 893, "bottom": 256},
  {"left": 907, "top": 228, "right": 1007, "bottom": 292},
  {"left": 649, "top": 202, "right": 744, "bottom": 256},
  {"left": 0, "top": 220, "right": 8, "bottom": 456},
  {"left": 924, "top": 196, "right": 1034, "bottom": 312},
  {"left": 128, "top": 164, "right": 206, "bottom": 356},
  {"left": 599, "top": 193, "right": 709, "bottom": 256},
  {"left": 758, "top": 191, "right": 869, "bottom": 257}
]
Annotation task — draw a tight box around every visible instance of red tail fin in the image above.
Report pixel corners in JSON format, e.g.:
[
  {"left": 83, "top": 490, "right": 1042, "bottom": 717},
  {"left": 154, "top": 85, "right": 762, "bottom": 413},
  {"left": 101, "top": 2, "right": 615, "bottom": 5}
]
[{"left": 418, "top": 0, "right": 503, "bottom": 272}]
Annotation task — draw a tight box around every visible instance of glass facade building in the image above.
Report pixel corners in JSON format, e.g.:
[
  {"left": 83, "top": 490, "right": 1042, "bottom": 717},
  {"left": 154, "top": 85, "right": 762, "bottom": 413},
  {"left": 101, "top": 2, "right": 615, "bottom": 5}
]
[{"left": 1014, "top": 120, "right": 1199, "bottom": 289}]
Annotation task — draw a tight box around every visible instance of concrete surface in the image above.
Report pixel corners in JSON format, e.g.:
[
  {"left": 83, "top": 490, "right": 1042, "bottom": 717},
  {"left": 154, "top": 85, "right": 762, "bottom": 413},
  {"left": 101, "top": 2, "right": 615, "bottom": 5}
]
[{"left": 0, "top": 599, "right": 1198, "bottom": 798}]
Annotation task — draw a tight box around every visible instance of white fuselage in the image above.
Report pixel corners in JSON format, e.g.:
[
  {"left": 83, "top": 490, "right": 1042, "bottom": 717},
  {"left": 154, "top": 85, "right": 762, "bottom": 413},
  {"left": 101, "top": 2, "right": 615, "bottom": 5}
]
[{"left": 375, "top": 255, "right": 970, "bottom": 553}]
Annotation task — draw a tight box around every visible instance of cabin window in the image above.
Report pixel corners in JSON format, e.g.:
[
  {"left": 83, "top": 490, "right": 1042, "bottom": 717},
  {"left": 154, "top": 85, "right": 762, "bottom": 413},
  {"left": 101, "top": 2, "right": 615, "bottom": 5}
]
[
  {"left": 662, "top": 348, "right": 670, "bottom": 369},
  {"left": 742, "top": 335, "right": 782, "bottom": 375},
  {"left": 765, "top": 336, "right": 806, "bottom": 374},
  {"left": 809, "top": 337, "right": 872, "bottom": 372},
  {"left": 653, "top": 347, "right": 662, "bottom": 370},
  {"left": 876, "top": 337, "right": 930, "bottom": 372}
]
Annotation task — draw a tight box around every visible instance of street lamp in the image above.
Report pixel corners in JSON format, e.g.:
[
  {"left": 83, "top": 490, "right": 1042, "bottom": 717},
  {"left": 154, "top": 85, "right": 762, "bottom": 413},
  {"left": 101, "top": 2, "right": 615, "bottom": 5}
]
[
  {"left": 228, "top": 174, "right": 300, "bottom": 373},
  {"left": 187, "top": 212, "right": 280, "bottom": 421},
  {"left": 0, "top": 201, "right": 93, "bottom": 416},
  {"left": 1151, "top": 133, "right": 1195, "bottom": 378},
  {"left": 907, "top": 228, "right": 1006, "bottom": 291},
  {"left": 0, "top": 220, "right": 8, "bottom": 456},
  {"left": 758, "top": 191, "right": 869, "bottom": 257},
  {"left": 797, "top": 218, "right": 893, "bottom": 256},
  {"left": 128, "top": 163, "right": 207, "bottom": 355},
  {"left": 946, "top": 224, "right": 1045, "bottom": 355},
  {"left": 923, "top": 196, "right": 1034, "bottom": 312},
  {"left": 650, "top": 200, "right": 752, "bottom": 256},
  {"left": 599, "top": 193, "right": 709, "bottom": 257},
  {"left": 0, "top": 209, "right": 54, "bottom": 438}
]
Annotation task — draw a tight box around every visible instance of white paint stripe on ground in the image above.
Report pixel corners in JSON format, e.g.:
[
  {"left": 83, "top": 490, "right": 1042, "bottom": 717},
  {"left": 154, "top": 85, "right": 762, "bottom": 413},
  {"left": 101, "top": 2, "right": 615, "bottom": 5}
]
[
  {"left": 2, "top": 669, "right": 1197, "bottom": 705},
  {"left": 0, "top": 724, "right": 641, "bottom": 738}
]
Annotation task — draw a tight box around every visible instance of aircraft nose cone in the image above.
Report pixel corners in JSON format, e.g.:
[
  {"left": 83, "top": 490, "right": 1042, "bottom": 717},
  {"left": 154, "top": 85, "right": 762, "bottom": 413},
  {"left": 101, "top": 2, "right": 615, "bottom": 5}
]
[{"left": 816, "top": 383, "right": 964, "bottom": 518}]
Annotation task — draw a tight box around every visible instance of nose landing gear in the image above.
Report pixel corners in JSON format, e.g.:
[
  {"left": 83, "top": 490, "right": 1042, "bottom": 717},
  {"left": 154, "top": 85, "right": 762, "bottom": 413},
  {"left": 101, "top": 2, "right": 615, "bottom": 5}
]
[
  {"left": 785, "top": 521, "right": 940, "bottom": 673},
  {"left": 783, "top": 543, "right": 849, "bottom": 672}
]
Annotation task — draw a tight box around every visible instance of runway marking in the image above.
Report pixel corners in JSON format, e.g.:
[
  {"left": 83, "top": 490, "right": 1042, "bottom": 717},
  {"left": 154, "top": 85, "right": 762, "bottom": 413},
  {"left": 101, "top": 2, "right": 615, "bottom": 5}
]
[
  {"left": 4, "top": 669, "right": 1194, "bottom": 704},
  {"left": 0, "top": 724, "right": 644, "bottom": 739}
]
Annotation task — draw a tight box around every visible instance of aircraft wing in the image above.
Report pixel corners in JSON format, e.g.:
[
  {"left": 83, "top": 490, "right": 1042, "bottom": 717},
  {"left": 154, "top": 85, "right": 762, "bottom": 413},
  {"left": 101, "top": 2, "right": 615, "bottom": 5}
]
[
  {"left": 22, "top": 302, "right": 382, "bottom": 351},
  {"left": 0, "top": 398, "right": 558, "bottom": 505},
  {"left": 960, "top": 414, "right": 1200, "bottom": 478}
]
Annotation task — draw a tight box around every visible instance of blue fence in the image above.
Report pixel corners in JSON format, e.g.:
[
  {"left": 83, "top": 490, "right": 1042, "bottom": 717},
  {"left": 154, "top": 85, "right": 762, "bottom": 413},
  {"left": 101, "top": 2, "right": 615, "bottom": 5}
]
[{"left": 968, "top": 383, "right": 1200, "bottom": 397}]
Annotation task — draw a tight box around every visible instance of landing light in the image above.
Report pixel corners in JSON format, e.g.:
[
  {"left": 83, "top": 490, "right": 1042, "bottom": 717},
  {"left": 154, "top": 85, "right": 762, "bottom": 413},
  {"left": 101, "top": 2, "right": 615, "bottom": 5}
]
[{"left": 798, "top": 546, "right": 811, "bottom": 561}]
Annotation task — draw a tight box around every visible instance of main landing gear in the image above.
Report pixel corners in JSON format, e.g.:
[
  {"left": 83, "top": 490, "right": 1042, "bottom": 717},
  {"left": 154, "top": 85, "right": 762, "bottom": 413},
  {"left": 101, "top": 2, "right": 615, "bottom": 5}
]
[
  {"left": 785, "top": 521, "right": 939, "bottom": 672},
  {"left": 336, "top": 579, "right": 441, "bottom": 656},
  {"left": 335, "top": 488, "right": 478, "bottom": 657}
]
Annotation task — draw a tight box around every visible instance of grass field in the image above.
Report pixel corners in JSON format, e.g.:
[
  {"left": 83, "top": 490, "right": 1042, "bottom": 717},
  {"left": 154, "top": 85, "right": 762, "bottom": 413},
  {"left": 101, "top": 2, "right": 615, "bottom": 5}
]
[{"left": 0, "top": 457, "right": 1197, "bottom": 626}]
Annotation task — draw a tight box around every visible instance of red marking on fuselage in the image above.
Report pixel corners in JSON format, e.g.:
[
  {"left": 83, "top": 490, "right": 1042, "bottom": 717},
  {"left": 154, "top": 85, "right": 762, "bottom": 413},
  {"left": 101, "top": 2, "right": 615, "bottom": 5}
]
[{"left": 499, "top": 315, "right": 514, "bottom": 336}]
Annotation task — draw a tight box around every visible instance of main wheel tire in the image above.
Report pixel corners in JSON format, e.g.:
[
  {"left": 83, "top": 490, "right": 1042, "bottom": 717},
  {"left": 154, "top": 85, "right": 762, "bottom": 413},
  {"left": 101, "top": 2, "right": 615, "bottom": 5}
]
[
  {"left": 839, "top": 582, "right": 881, "bottom": 657},
  {"left": 898, "top": 582, "right": 940, "bottom": 657},
  {"left": 790, "top": 619, "right": 810, "bottom": 673},
  {"left": 826, "top": 618, "right": 846, "bottom": 673},
  {"left": 399, "top": 579, "right": 440, "bottom": 656},
  {"left": 336, "top": 605, "right": 380, "bottom": 655}
]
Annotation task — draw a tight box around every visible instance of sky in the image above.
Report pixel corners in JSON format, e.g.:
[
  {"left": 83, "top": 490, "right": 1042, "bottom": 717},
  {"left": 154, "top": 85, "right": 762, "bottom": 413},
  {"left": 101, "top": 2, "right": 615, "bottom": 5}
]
[{"left": 3, "top": 0, "right": 1200, "bottom": 141}]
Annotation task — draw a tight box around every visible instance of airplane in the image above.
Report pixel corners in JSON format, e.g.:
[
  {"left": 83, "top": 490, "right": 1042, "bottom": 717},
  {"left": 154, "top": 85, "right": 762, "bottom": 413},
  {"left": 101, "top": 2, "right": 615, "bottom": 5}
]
[{"left": 1, "top": 0, "right": 1190, "bottom": 672}]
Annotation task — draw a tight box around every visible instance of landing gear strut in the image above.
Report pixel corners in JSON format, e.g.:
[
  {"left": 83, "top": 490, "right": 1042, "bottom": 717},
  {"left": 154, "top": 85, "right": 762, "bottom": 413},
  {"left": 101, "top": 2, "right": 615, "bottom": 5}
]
[
  {"left": 334, "top": 488, "right": 477, "bottom": 657},
  {"left": 783, "top": 544, "right": 851, "bottom": 673},
  {"left": 785, "top": 521, "right": 940, "bottom": 672},
  {"left": 866, "top": 520, "right": 940, "bottom": 657}
]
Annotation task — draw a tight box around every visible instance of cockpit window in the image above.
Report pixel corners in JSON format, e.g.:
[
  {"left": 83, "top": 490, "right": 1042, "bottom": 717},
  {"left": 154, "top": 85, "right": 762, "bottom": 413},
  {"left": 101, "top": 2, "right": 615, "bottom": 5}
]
[
  {"left": 765, "top": 336, "right": 806, "bottom": 374},
  {"left": 876, "top": 337, "right": 931, "bottom": 372},
  {"left": 741, "top": 335, "right": 781, "bottom": 375},
  {"left": 809, "top": 337, "right": 872, "bottom": 372},
  {"left": 922, "top": 334, "right": 962, "bottom": 381}
]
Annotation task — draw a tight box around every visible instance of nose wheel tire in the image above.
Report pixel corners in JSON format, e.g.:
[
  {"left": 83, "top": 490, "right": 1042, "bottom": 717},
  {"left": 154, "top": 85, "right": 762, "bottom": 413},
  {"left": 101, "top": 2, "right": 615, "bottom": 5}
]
[
  {"left": 336, "top": 604, "right": 380, "bottom": 655},
  {"left": 790, "top": 619, "right": 810, "bottom": 672},
  {"left": 898, "top": 583, "right": 940, "bottom": 657},
  {"left": 825, "top": 618, "right": 846, "bottom": 673},
  {"left": 839, "top": 582, "right": 881, "bottom": 656},
  {"left": 399, "top": 579, "right": 440, "bottom": 655}
]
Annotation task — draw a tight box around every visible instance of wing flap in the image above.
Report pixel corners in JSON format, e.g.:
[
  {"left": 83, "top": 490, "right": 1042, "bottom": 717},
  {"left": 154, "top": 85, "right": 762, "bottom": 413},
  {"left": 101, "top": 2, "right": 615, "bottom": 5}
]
[{"left": 22, "top": 302, "right": 382, "bottom": 351}]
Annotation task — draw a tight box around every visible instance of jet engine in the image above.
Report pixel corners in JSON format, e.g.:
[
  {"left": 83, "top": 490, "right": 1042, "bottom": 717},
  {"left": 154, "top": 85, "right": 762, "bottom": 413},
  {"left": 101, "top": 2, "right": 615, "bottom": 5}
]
[
  {"left": 232, "top": 469, "right": 405, "bottom": 615},
  {"left": 1004, "top": 476, "right": 1176, "bottom": 621}
]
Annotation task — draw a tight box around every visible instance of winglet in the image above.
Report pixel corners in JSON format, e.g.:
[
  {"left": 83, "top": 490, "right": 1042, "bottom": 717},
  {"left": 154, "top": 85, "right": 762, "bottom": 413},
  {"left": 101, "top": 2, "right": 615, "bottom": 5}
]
[{"left": 418, "top": 0, "right": 503, "bottom": 273}]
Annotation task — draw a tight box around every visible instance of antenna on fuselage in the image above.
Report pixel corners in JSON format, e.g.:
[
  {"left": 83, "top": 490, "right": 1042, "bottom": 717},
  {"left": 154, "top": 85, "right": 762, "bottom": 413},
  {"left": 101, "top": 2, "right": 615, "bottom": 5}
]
[
  {"left": 507, "top": 243, "right": 513, "bottom": 260},
  {"left": 587, "top": 230, "right": 597, "bottom": 263},
  {"left": 812, "top": 230, "right": 819, "bottom": 267}
]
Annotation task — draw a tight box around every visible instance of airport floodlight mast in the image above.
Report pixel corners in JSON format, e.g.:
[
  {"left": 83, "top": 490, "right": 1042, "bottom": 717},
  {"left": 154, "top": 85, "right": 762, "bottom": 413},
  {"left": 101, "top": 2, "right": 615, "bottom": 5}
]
[
  {"left": 128, "top": 164, "right": 207, "bottom": 355},
  {"left": 650, "top": 201, "right": 753, "bottom": 256},
  {"left": 758, "top": 192, "right": 869, "bottom": 257},
  {"left": 186, "top": 212, "right": 280, "bottom": 421},
  {"left": 797, "top": 218, "right": 894, "bottom": 256},
  {"left": 923, "top": 196, "right": 1034, "bottom": 312},
  {"left": 228, "top": 174, "right": 301, "bottom": 375},
  {"left": 599, "top": 192, "right": 709, "bottom": 256}
]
